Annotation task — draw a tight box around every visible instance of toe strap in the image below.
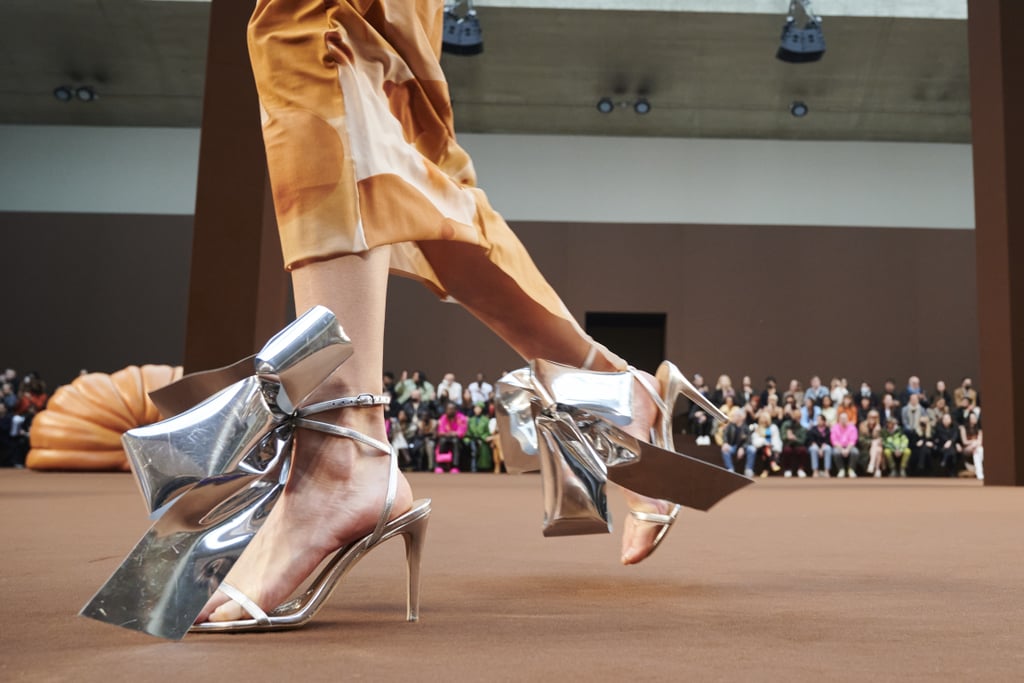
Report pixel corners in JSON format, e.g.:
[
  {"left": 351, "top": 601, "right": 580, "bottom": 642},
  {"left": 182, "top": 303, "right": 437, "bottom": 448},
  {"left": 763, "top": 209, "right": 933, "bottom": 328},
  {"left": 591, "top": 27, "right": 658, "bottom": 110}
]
[
  {"left": 217, "top": 581, "right": 271, "bottom": 626},
  {"left": 630, "top": 505, "right": 681, "bottom": 527}
]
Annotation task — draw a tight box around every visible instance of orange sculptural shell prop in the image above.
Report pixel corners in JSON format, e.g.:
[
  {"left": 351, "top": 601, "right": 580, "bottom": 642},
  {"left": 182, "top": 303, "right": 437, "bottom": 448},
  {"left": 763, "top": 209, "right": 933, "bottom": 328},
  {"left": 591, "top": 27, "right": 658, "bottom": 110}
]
[{"left": 27, "top": 365, "right": 183, "bottom": 471}]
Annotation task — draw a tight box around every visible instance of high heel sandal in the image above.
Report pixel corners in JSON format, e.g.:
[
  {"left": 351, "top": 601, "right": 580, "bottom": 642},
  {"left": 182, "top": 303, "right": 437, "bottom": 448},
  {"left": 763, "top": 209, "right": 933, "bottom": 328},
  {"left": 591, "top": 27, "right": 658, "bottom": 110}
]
[
  {"left": 80, "top": 306, "right": 430, "bottom": 640},
  {"left": 496, "top": 357, "right": 751, "bottom": 541}
]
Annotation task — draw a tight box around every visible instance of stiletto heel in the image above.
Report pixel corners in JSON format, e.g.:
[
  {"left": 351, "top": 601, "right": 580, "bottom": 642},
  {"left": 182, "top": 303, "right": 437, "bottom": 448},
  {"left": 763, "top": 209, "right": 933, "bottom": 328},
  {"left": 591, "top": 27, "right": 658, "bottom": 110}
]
[
  {"left": 80, "top": 306, "right": 430, "bottom": 640},
  {"left": 402, "top": 512, "right": 430, "bottom": 622}
]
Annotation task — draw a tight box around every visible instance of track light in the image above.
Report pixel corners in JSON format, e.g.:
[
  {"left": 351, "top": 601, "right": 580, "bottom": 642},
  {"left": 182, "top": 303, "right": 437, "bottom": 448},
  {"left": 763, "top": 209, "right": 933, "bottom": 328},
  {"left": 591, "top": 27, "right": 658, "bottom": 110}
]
[
  {"left": 442, "top": 1, "right": 483, "bottom": 56},
  {"left": 596, "top": 97, "right": 652, "bottom": 115},
  {"left": 777, "top": 0, "right": 825, "bottom": 63},
  {"left": 54, "top": 84, "right": 98, "bottom": 103}
]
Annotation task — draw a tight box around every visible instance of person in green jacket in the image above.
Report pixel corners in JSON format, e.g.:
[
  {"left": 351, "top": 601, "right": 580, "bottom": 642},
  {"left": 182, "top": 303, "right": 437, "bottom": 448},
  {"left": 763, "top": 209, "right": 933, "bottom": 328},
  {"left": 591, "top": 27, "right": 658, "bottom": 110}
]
[
  {"left": 464, "top": 403, "right": 493, "bottom": 472},
  {"left": 882, "top": 417, "right": 911, "bottom": 477}
]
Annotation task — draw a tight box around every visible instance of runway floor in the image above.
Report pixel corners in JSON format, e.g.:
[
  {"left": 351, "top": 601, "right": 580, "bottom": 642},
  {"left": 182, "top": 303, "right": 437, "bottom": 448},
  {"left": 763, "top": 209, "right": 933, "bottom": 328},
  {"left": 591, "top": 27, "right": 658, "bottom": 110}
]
[{"left": 2, "top": 469, "right": 1022, "bottom": 681}]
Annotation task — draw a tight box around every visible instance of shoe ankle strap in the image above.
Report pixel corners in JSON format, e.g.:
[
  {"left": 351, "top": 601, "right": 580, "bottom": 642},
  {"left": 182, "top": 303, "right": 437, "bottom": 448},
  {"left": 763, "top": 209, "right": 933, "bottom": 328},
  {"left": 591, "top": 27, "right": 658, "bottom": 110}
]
[{"left": 293, "top": 393, "right": 393, "bottom": 455}]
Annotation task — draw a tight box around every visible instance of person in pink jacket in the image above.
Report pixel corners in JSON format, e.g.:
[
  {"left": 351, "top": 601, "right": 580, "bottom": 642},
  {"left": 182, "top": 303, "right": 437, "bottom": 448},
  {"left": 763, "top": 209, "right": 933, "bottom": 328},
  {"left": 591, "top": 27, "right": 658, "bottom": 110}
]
[
  {"left": 435, "top": 402, "right": 469, "bottom": 473},
  {"left": 830, "top": 411, "right": 860, "bottom": 478}
]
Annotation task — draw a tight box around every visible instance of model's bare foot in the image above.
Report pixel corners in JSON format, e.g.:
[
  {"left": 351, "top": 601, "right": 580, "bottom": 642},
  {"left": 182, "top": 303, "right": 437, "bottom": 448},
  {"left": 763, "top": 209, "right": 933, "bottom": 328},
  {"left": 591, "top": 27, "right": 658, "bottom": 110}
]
[
  {"left": 617, "top": 369, "right": 679, "bottom": 565},
  {"left": 195, "top": 419, "right": 413, "bottom": 623}
]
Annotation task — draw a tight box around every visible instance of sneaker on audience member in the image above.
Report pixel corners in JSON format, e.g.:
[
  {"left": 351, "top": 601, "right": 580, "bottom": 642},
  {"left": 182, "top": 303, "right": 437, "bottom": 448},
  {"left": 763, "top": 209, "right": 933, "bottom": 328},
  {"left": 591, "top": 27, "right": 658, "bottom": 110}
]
[
  {"left": 797, "top": 469, "right": 807, "bottom": 478},
  {"left": 899, "top": 469, "right": 907, "bottom": 478},
  {"left": 837, "top": 469, "right": 846, "bottom": 478},
  {"left": 849, "top": 470, "right": 858, "bottom": 478},
  {"left": 744, "top": 469, "right": 754, "bottom": 477},
  {"left": 874, "top": 469, "right": 882, "bottom": 478},
  {"left": 784, "top": 471, "right": 793, "bottom": 478}
]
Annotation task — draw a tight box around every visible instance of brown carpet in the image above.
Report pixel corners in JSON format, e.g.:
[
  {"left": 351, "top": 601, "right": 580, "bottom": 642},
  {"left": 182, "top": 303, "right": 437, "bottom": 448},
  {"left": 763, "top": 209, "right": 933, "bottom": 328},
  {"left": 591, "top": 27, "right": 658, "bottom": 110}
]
[{"left": 2, "top": 469, "right": 1022, "bottom": 681}]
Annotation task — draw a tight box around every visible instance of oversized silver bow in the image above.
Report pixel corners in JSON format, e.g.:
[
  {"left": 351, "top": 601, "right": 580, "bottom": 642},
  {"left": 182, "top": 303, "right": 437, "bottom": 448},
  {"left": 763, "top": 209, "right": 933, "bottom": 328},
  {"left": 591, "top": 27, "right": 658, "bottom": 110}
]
[
  {"left": 495, "top": 364, "right": 752, "bottom": 537},
  {"left": 80, "top": 306, "right": 363, "bottom": 640}
]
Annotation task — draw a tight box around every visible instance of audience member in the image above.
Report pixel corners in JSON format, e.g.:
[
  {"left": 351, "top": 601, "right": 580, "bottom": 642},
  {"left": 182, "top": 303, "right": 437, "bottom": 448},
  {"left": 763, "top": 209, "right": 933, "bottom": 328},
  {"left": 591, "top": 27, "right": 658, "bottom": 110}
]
[
  {"left": 856, "top": 381, "right": 879, "bottom": 409},
  {"left": 861, "top": 410, "right": 884, "bottom": 478},
  {"left": 780, "top": 408, "right": 809, "bottom": 478},
  {"left": 783, "top": 379, "right": 803, "bottom": 407},
  {"left": 750, "top": 411, "right": 782, "bottom": 477},
  {"left": 879, "top": 394, "right": 901, "bottom": 427},
  {"left": 901, "top": 393, "right": 927, "bottom": 433},
  {"left": 720, "top": 407, "right": 753, "bottom": 475},
  {"left": 467, "top": 372, "right": 493, "bottom": 405},
  {"left": 760, "top": 376, "right": 779, "bottom": 408},
  {"left": 899, "top": 375, "right": 929, "bottom": 409},
  {"left": 712, "top": 374, "right": 736, "bottom": 407},
  {"left": 829, "top": 377, "right": 849, "bottom": 405},
  {"left": 908, "top": 413, "right": 935, "bottom": 475},
  {"left": 462, "top": 403, "right": 493, "bottom": 472},
  {"left": 831, "top": 411, "right": 860, "bottom": 477},
  {"left": 954, "top": 377, "right": 978, "bottom": 410},
  {"left": 837, "top": 394, "right": 858, "bottom": 426},
  {"left": 799, "top": 397, "right": 820, "bottom": 430},
  {"left": 437, "top": 373, "right": 463, "bottom": 407},
  {"left": 960, "top": 412, "right": 983, "bottom": 480},
  {"left": 807, "top": 413, "right": 833, "bottom": 477},
  {"left": 882, "top": 416, "right": 911, "bottom": 477},
  {"left": 804, "top": 375, "right": 829, "bottom": 406},
  {"left": 934, "top": 412, "right": 961, "bottom": 477},
  {"left": 435, "top": 402, "right": 467, "bottom": 473},
  {"left": 739, "top": 375, "right": 755, "bottom": 406},
  {"left": 688, "top": 373, "right": 715, "bottom": 446},
  {"left": 931, "top": 380, "right": 954, "bottom": 410},
  {"left": 743, "top": 395, "right": 762, "bottom": 426}
]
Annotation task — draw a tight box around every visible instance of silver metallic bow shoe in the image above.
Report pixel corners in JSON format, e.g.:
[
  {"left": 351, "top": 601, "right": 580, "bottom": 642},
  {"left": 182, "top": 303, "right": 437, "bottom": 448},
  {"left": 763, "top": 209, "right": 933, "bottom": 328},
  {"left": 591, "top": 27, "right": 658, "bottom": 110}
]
[
  {"left": 80, "top": 306, "right": 430, "bottom": 640},
  {"left": 495, "top": 358, "right": 750, "bottom": 541}
]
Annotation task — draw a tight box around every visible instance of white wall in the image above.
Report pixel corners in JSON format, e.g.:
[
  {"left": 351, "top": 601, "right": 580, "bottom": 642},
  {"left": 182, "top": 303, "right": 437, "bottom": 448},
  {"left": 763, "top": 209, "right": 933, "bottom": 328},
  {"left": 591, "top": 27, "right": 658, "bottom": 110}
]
[{"left": 0, "top": 125, "right": 974, "bottom": 228}]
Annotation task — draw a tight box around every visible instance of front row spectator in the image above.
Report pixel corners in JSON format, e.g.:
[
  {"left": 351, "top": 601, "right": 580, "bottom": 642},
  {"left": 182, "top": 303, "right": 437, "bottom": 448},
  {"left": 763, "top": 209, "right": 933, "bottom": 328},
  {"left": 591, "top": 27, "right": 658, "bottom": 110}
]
[
  {"left": 830, "top": 411, "right": 860, "bottom": 477},
  {"left": 781, "top": 408, "right": 809, "bottom": 478},
  {"left": 960, "top": 412, "right": 984, "bottom": 480},
  {"left": 934, "top": 413, "right": 961, "bottom": 476},
  {"left": 806, "top": 414, "right": 833, "bottom": 477},
  {"left": 435, "top": 402, "right": 467, "bottom": 473},
  {"left": 861, "top": 410, "right": 885, "bottom": 477},
  {"left": 882, "top": 417, "right": 911, "bottom": 477},
  {"left": 750, "top": 411, "right": 782, "bottom": 478},
  {"left": 720, "top": 407, "right": 754, "bottom": 475}
]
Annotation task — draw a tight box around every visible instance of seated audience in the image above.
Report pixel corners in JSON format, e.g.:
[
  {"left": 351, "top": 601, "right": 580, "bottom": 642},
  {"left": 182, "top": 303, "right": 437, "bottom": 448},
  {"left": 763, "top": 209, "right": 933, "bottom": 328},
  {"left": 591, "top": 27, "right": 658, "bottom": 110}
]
[
  {"left": 435, "top": 402, "right": 468, "bottom": 473},
  {"left": 934, "top": 412, "right": 961, "bottom": 477},
  {"left": 783, "top": 379, "right": 803, "bottom": 407},
  {"left": 899, "top": 375, "right": 929, "bottom": 409},
  {"left": 464, "top": 403, "right": 493, "bottom": 472},
  {"left": 931, "top": 380, "right": 954, "bottom": 410},
  {"left": 882, "top": 416, "right": 911, "bottom": 477},
  {"left": 829, "top": 377, "right": 849, "bottom": 405},
  {"left": 805, "top": 375, "right": 829, "bottom": 406},
  {"left": 743, "top": 395, "right": 763, "bottom": 426},
  {"left": 901, "top": 393, "right": 927, "bottom": 433},
  {"left": 712, "top": 374, "right": 736, "bottom": 407},
  {"left": 780, "top": 408, "right": 809, "bottom": 478},
  {"left": 835, "top": 394, "right": 857, "bottom": 426},
  {"left": 688, "top": 373, "right": 714, "bottom": 445},
  {"left": 750, "top": 411, "right": 782, "bottom": 477},
  {"left": 799, "top": 397, "right": 820, "bottom": 430},
  {"left": 960, "top": 412, "right": 984, "bottom": 480},
  {"left": 860, "top": 410, "right": 885, "bottom": 477},
  {"left": 908, "top": 413, "right": 935, "bottom": 476},
  {"left": 739, "top": 375, "right": 755, "bottom": 406},
  {"left": 819, "top": 395, "right": 837, "bottom": 426},
  {"left": 830, "top": 411, "right": 860, "bottom": 478},
  {"left": 806, "top": 413, "right": 833, "bottom": 477},
  {"left": 720, "top": 407, "right": 754, "bottom": 475},
  {"left": 437, "top": 372, "right": 463, "bottom": 407},
  {"left": 468, "top": 372, "right": 494, "bottom": 405},
  {"left": 954, "top": 377, "right": 979, "bottom": 410}
]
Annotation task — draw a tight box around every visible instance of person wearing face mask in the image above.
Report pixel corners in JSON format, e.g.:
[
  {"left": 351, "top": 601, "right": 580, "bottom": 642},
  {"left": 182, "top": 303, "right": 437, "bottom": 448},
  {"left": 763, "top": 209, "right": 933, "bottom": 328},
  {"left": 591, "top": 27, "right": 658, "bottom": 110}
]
[
  {"left": 857, "top": 381, "right": 879, "bottom": 410},
  {"left": 954, "top": 377, "right": 979, "bottom": 410}
]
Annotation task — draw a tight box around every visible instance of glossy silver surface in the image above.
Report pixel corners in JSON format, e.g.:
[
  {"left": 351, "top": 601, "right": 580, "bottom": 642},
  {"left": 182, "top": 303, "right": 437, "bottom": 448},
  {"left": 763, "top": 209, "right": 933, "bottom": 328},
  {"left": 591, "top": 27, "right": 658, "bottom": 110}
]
[
  {"left": 494, "top": 368, "right": 539, "bottom": 474},
  {"left": 495, "top": 360, "right": 754, "bottom": 536},
  {"left": 536, "top": 410, "right": 610, "bottom": 536},
  {"left": 81, "top": 306, "right": 356, "bottom": 640},
  {"left": 533, "top": 358, "right": 634, "bottom": 426}
]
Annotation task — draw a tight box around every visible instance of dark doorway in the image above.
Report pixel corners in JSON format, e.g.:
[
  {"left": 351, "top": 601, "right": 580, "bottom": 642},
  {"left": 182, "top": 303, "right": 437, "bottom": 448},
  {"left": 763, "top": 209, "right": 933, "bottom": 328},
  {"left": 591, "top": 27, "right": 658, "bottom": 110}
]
[{"left": 584, "top": 312, "right": 666, "bottom": 375}]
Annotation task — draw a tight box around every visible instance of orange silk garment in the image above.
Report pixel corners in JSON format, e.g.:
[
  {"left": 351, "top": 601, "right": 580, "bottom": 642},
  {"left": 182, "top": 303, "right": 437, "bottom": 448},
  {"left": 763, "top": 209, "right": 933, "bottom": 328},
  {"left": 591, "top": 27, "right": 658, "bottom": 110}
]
[{"left": 248, "top": 0, "right": 569, "bottom": 320}]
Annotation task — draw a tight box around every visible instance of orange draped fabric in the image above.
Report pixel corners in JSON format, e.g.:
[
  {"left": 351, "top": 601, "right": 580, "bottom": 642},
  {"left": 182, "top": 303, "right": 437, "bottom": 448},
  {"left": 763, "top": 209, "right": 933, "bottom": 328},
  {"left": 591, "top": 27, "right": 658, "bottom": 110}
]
[{"left": 249, "top": 0, "right": 570, "bottom": 320}]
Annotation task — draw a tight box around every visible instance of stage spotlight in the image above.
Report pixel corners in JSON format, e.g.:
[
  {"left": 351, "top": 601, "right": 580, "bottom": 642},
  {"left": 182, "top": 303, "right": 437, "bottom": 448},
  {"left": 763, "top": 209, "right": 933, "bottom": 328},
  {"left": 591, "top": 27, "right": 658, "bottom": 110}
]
[
  {"left": 634, "top": 98, "right": 651, "bottom": 115},
  {"left": 442, "top": 1, "right": 483, "bottom": 55},
  {"left": 790, "top": 101, "right": 808, "bottom": 117},
  {"left": 776, "top": 0, "right": 825, "bottom": 63},
  {"left": 596, "top": 98, "right": 615, "bottom": 114},
  {"left": 53, "top": 86, "right": 73, "bottom": 102},
  {"left": 75, "top": 86, "right": 97, "bottom": 102}
]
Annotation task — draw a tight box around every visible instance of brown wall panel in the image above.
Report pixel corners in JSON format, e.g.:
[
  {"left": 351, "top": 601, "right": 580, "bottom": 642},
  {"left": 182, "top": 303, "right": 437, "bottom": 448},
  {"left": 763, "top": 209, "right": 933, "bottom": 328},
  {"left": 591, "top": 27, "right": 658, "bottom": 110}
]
[
  {"left": 5, "top": 212, "right": 977, "bottom": 398},
  {"left": 1, "top": 212, "right": 193, "bottom": 386}
]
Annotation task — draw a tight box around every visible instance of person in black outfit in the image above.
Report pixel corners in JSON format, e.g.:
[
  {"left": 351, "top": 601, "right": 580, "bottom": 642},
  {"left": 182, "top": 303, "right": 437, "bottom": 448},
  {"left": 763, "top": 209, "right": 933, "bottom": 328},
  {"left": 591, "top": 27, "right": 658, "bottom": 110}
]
[{"left": 933, "top": 413, "right": 961, "bottom": 476}]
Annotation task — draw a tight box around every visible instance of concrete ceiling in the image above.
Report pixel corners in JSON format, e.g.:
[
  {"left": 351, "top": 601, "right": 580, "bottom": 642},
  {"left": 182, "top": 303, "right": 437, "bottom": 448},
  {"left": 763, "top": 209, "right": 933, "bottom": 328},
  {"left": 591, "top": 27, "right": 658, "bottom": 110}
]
[{"left": 0, "top": 1, "right": 970, "bottom": 142}]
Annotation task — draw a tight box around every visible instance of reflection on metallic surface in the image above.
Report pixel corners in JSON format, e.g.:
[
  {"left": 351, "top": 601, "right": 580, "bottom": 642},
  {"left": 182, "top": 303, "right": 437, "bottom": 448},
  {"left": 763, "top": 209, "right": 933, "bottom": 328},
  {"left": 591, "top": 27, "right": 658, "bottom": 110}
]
[
  {"left": 495, "top": 360, "right": 752, "bottom": 537},
  {"left": 81, "top": 306, "right": 357, "bottom": 640}
]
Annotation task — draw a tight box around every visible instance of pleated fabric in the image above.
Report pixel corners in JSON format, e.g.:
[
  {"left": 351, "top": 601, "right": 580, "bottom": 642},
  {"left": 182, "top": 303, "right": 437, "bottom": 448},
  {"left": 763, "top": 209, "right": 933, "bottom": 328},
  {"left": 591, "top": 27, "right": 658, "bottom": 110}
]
[{"left": 248, "top": 0, "right": 570, "bottom": 319}]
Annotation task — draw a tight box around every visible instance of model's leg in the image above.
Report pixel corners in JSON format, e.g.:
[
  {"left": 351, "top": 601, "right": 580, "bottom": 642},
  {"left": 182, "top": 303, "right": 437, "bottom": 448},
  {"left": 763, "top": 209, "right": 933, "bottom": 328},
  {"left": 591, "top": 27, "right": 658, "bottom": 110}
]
[
  {"left": 417, "top": 240, "right": 677, "bottom": 565},
  {"left": 199, "top": 247, "right": 414, "bottom": 622}
]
